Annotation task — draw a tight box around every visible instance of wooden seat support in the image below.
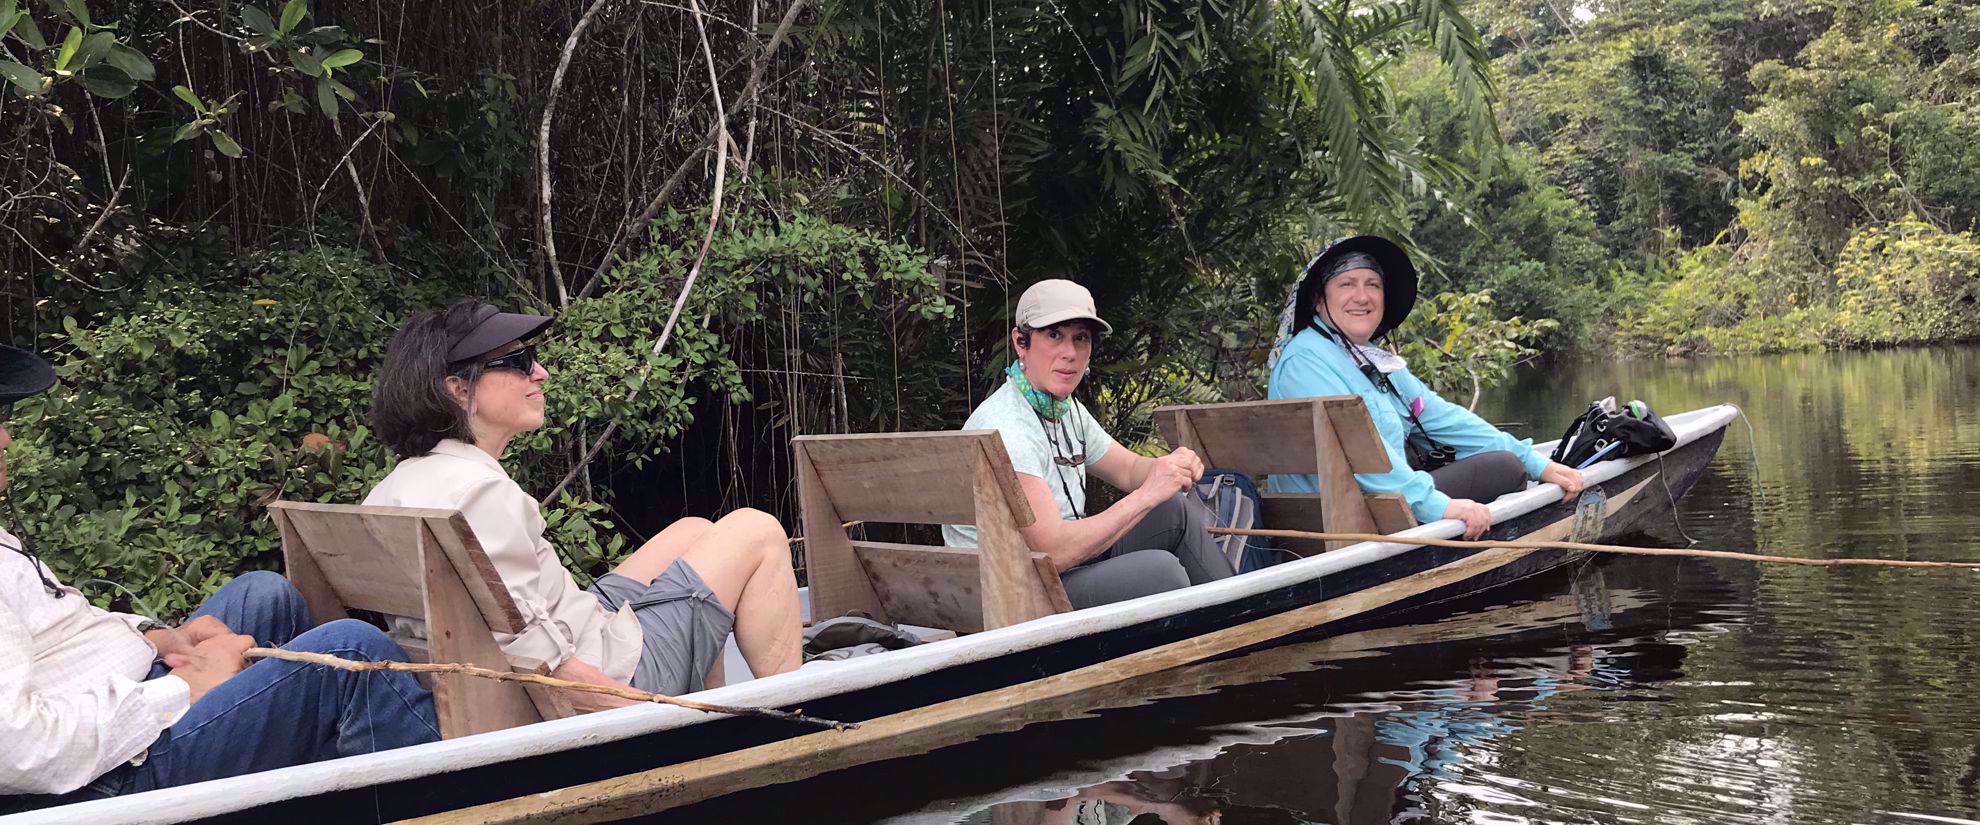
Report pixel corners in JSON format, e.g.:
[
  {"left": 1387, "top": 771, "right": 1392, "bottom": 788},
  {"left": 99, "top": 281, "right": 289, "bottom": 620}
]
[
  {"left": 795, "top": 431, "right": 1072, "bottom": 634},
  {"left": 1154, "top": 396, "right": 1417, "bottom": 555},
  {"left": 269, "top": 501, "right": 576, "bottom": 739}
]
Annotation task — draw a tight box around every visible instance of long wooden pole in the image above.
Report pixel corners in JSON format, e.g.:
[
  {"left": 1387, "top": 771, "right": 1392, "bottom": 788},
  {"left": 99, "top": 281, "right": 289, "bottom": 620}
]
[
  {"left": 1208, "top": 527, "right": 1980, "bottom": 570},
  {"left": 244, "top": 647, "right": 855, "bottom": 731}
]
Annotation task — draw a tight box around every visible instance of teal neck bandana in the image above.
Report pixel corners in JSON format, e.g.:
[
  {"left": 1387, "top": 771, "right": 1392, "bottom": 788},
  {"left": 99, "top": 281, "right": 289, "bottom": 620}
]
[{"left": 1007, "top": 361, "right": 1071, "bottom": 421}]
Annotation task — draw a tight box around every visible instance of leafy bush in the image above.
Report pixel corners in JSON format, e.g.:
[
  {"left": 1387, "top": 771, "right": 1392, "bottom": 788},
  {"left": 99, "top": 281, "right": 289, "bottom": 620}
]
[
  {"left": 9, "top": 244, "right": 467, "bottom": 616},
  {"left": 1393, "top": 291, "right": 1558, "bottom": 406},
  {"left": 1830, "top": 218, "right": 1980, "bottom": 345}
]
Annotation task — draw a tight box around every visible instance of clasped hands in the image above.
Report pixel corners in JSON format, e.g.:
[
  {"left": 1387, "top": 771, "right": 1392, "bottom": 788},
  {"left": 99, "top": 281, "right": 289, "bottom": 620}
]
[{"left": 145, "top": 615, "right": 257, "bottom": 705}]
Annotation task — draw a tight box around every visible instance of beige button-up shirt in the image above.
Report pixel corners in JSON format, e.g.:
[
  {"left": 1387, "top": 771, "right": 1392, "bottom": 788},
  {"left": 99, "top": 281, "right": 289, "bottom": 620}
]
[{"left": 364, "top": 440, "right": 642, "bottom": 683}]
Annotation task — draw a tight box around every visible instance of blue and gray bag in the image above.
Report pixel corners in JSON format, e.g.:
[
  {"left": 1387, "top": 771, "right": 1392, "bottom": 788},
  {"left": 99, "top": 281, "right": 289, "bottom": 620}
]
[{"left": 1194, "top": 469, "right": 1276, "bottom": 573}]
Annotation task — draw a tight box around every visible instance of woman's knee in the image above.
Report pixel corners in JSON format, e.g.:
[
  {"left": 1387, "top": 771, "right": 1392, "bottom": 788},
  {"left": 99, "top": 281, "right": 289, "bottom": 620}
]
[
  {"left": 717, "top": 508, "right": 789, "bottom": 550},
  {"left": 1106, "top": 551, "right": 1191, "bottom": 593},
  {"left": 1065, "top": 551, "right": 1189, "bottom": 608},
  {"left": 666, "top": 516, "right": 715, "bottom": 536},
  {"left": 1481, "top": 450, "right": 1524, "bottom": 477}
]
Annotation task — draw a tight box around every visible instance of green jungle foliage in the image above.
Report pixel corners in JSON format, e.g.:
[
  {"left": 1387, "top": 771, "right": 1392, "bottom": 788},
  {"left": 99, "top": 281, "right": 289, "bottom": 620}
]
[
  {"left": 4, "top": 0, "right": 1974, "bottom": 612},
  {"left": 1398, "top": 0, "right": 1980, "bottom": 354}
]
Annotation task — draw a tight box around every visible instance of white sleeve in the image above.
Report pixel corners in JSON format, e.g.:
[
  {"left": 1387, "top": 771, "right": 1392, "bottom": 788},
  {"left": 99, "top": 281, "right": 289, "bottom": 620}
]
[{"left": 0, "top": 597, "right": 188, "bottom": 795}]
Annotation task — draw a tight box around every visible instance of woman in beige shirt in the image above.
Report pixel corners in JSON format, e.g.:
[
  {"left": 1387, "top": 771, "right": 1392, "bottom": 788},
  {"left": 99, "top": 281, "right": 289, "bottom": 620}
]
[{"left": 364, "top": 301, "right": 801, "bottom": 705}]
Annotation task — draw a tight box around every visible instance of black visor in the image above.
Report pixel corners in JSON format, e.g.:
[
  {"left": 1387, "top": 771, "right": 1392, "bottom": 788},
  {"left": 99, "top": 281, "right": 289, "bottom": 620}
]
[
  {"left": 0, "top": 345, "right": 56, "bottom": 405},
  {"left": 446, "top": 305, "right": 553, "bottom": 363}
]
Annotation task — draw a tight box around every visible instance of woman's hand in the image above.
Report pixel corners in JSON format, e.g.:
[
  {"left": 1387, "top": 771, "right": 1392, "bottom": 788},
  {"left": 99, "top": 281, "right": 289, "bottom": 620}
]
[
  {"left": 549, "top": 657, "right": 642, "bottom": 711},
  {"left": 1444, "top": 498, "right": 1493, "bottom": 540},
  {"left": 1540, "top": 462, "right": 1586, "bottom": 500}
]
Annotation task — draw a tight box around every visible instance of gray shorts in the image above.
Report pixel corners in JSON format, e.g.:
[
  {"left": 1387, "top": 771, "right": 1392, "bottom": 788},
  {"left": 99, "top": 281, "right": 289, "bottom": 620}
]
[{"left": 589, "top": 561, "right": 735, "bottom": 695}]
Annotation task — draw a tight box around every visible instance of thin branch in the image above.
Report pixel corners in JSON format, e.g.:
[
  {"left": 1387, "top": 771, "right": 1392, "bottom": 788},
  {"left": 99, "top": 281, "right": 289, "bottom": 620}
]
[
  {"left": 571, "top": 144, "right": 707, "bottom": 303},
  {"left": 541, "top": 0, "right": 617, "bottom": 308},
  {"left": 319, "top": 116, "right": 391, "bottom": 264},
  {"left": 543, "top": 0, "right": 734, "bottom": 505},
  {"left": 77, "top": 103, "right": 131, "bottom": 255},
  {"left": 3, "top": 225, "right": 121, "bottom": 293},
  {"left": 163, "top": 0, "right": 243, "bottom": 41},
  {"left": 1208, "top": 527, "right": 1980, "bottom": 570},
  {"left": 245, "top": 647, "right": 854, "bottom": 730},
  {"left": 569, "top": 0, "right": 807, "bottom": 304}
]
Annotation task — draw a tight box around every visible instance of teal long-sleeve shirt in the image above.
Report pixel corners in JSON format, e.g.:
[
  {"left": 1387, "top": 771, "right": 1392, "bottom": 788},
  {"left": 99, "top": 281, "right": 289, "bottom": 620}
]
[{"left": 1265, "top": 327, "right": 1550, "bottom": 523}]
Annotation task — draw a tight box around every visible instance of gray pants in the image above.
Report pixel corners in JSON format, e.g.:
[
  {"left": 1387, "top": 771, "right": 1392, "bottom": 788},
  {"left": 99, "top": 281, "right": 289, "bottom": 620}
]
[
  {"left": 1061, "top": 493, "right": 1236, "bottom": 610},
  {"left": 1430, "top": 451, "right": 1528, "bottom": 503}
]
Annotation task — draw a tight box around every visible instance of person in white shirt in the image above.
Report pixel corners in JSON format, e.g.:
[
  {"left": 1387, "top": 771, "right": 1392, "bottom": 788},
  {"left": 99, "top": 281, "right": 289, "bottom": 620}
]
[
  {"left": 0, "top": 345, "right": 438, "bottom": 812},
  {"left": 364, "top": 301, "right": 802, "bottom": 705},
  {"left": 942, "top": 280, "right": 1235, "bottom": 608}
]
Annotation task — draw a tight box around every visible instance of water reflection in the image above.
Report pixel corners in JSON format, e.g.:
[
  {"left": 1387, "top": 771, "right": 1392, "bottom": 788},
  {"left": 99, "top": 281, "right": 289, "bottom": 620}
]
[{"left": 937, "top": 558, "right": 1726, "bottom": 825}]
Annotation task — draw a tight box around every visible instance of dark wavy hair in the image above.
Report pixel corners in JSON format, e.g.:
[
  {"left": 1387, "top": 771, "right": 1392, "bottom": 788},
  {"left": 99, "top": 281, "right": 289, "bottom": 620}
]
[
  {"left": 371, "top": 300, "right": 492, "bottom": 459},
  {"left": 1015, "top": 319, "right": 1105, "bottom": 349}
]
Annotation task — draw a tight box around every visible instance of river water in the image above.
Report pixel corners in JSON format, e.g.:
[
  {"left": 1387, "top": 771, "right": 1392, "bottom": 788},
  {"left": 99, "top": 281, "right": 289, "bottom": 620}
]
[{"left": 672, "top": 346, "right": 1980, "bottom": 824}]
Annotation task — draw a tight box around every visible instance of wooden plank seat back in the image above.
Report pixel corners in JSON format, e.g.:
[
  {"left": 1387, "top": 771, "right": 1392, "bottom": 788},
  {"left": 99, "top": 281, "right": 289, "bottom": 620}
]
[
  {"left": 1154, "top": 396, "right": 1418, "bottom": 555},
  {"left": 793, "top": 431, "right": 1073, "bottom": 635},
  {"left": 268, "top": 501, "right": 576, "bottom": 739}
]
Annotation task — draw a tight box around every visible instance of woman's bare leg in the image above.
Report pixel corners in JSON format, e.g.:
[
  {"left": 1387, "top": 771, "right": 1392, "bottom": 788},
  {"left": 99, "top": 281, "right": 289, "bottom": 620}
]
[
  {"left": 608, "top": 517, "right": 714, "bottom": 586},
  {"left": 676, "top": 509, "right": 803, "bottom": 678}
]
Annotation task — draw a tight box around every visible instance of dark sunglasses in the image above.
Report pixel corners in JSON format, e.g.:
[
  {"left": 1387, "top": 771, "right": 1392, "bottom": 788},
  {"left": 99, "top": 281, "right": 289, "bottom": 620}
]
[{"left": 456, "top": 345, "right": 538, "bottom": 376}]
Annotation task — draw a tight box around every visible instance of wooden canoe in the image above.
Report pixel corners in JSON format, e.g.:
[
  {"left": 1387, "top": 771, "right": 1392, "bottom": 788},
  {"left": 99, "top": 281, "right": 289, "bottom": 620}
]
[{"left": 5, "top": 405, "right": 1738, "bottom": 825}]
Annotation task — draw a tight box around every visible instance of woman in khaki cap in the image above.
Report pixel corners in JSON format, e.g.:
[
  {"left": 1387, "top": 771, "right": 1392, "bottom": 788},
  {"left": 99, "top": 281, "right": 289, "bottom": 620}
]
[{"left": 942, "top": 280, "right": 1235, "bottom": 608}]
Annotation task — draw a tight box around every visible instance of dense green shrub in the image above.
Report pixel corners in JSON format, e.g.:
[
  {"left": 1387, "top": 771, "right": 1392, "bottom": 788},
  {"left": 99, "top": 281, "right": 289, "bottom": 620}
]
[{"left": 9, "top": 245, "right": 465, "bottom": 616}]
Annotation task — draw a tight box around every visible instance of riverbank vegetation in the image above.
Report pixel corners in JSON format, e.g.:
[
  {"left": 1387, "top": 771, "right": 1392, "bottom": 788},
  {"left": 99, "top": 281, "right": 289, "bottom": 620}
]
[
  {"left": 1401, "top": 0, "right": 1980, "bottom": 355},
  {"left": 2, "top": 0, "right": 1974, "bottom": 611}
]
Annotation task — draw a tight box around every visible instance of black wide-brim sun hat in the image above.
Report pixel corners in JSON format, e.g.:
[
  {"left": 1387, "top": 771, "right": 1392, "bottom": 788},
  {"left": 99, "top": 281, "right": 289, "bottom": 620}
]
[
  {"left": 445, "top": 304, "right": 554, "bottom": 363},
  {"left": 1299, "top": 235, "right": 1419, "bottom": 342},
  {"left": 0, "top": 344, "right": 56, "bottom": 406}
]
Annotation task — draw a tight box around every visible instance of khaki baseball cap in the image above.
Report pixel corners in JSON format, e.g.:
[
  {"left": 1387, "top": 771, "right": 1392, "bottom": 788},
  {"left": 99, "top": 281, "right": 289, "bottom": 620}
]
[{"left": 1015, "top": 279, "right": 1113, "bottom": 334}]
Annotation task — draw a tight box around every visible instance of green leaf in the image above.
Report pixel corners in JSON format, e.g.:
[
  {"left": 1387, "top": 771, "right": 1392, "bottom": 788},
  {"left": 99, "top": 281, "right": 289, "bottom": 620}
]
[
  {"left": 240, "top": 6, "right": 275, "bottom": 35},
  {"left": 62, "top": 0, "right": 89, "bottom": 29},
  {"left": 172, "top": 120, "right": 204, "bottom": 142},
  {"left": 104, "top": 43, "right": 153, "bottom": 80},
  {"left": 54, "top": 26, "right": 81, "bottom": 71},
  {"left": 328, "top": 76, "right": 354, "bottom": 100},
  {"left": 279, "top": 90, "right": 306, "bottom": 113},
  {"left": 288, "top": 47, "right": 322, "bottom": 77},
  {"left": 209, "top": 129, "right": 243, "bottom": 158},
  {"left": 0, "top": 59, "right": 41, "bottom": 94},
  {"left": 73, "top": 30, "right": 114, "bottom": 70},
  {"left": 78, "top": 64, "right": 136, "bottom": 99},
  {"left": 319, "top": 48, "right": 361, "bottom": 70},
  {"left": 241, "top": 33, "right": 275, "bottom": 54},
  {"left": 279, "top": 0, "right": 306, "bottom": 34},
  {"left": 0, "top": 8, "right": 19, "bottom": 42},
  {"left": 11, "top": 14, "right": 46, "bottom": 49},
  {"left": 171, "top": 84, "right": 206, "bottom": 112},
  {"left": 314, "top": 76, "right": 336, "bottom": 118}
]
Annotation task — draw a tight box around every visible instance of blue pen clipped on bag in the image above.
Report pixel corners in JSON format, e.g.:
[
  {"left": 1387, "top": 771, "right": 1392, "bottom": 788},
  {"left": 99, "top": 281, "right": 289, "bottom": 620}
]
[{"left": 1575, "top": 441, "right": 1622, "bottom": 470}]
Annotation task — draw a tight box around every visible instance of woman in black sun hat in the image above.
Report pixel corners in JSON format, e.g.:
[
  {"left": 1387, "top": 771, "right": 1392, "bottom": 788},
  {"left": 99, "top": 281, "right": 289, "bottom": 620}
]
[{"left": 1265, "top": 236, "right": 1587, "bottom": 540}]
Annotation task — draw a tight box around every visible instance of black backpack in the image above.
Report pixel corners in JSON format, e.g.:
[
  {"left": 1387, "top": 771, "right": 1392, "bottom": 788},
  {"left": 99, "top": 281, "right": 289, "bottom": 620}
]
[
  {"left": 1550, "top": 397, "right": 1677, "bottom": 469},
  {"left": 1194, "top": 469, "right": 1277, "bottom": 573}
]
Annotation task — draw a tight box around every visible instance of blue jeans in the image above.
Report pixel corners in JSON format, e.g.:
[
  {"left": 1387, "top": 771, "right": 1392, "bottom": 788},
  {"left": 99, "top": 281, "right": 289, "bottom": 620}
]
[{"left": 90, "top": 572, "right": 440, "bottom": 796}]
